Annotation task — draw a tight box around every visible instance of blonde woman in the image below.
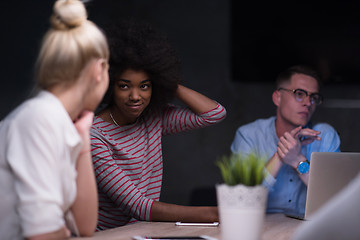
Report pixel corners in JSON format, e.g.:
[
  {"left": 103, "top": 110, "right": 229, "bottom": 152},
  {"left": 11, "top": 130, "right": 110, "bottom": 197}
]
[{"left": 0, "top": 0, "right": 109, "bottom": 239}]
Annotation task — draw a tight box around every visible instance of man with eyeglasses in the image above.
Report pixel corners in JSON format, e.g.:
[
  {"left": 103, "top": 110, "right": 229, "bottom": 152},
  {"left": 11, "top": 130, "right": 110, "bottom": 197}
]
[{"left": 230, "top": 65, "right": 340, "bottom": 216}]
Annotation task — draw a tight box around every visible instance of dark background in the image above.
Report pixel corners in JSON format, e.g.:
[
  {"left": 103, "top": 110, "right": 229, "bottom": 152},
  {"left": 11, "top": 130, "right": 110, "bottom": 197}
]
[
  {"left": 232, "top": 0, "right": 360, "bottom": 85},
  {"left": 2, "top": 0, "right": 360, "bottom": 206}
]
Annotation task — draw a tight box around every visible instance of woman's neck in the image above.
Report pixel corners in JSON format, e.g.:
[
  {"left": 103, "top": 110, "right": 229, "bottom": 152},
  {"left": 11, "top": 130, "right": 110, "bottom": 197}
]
[{"left": 49, "top": 84, "right": 84, "bottom": 121}]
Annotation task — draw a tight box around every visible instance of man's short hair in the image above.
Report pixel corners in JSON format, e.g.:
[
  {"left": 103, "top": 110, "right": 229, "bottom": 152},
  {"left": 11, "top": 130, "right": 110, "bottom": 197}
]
[{"left": 275, "top": 65, "right": 321, "bottom": 89}]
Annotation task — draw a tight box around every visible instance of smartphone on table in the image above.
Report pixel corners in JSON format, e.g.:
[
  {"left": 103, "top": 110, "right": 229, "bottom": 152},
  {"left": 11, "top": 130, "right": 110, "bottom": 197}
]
[
  {"left": 132, "top": 236, "right": 217, "bottom": 240},
  {"left": 175, "top": 222, "right": 219, "bottom": 227}
]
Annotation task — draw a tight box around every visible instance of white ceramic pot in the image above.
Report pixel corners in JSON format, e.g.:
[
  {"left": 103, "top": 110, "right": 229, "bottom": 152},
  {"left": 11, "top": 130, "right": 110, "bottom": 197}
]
[{"left": 216, "top": 184, "right": 268, "bottom": 240}]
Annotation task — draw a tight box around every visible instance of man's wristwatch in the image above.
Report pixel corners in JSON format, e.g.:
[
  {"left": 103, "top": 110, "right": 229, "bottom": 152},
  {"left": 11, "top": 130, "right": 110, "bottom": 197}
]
[{"left": 297, "top": 160, "right": 310, "bottom": 174}]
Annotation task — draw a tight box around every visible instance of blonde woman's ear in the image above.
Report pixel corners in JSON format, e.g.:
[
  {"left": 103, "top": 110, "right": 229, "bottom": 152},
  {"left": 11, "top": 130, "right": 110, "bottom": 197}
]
[{"left": 93, "top": 58, "right": 108, "bottom": 83}]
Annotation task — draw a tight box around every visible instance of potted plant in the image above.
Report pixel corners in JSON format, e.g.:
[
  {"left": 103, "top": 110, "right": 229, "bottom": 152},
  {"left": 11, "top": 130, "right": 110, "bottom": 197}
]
[{"left": 216, "top": 152, "right": 268, "bottom": 240}]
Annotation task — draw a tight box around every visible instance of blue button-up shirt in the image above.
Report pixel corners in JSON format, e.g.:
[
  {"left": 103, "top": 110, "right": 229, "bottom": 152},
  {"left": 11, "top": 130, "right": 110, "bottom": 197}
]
[{"left": 230, "top": 116, "right": 341, "bottom": 215}]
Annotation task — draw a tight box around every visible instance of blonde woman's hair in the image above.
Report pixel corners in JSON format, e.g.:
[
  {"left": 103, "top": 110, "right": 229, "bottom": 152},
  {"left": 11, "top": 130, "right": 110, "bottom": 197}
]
[{"left": 36, "top": 0, "right": 109, "bottom": 90}]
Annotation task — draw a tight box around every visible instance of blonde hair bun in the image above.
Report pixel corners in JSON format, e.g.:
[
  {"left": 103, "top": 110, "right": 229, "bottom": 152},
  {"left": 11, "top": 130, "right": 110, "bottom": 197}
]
[{"left": 50, "top": 0, "right": 87, "bottom": 30}]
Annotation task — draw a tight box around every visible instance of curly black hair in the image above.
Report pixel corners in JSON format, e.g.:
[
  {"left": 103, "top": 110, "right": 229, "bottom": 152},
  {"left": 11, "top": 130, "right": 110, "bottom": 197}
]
[{"left": 101, "top": 20, "right": 183, "bottom": 113}]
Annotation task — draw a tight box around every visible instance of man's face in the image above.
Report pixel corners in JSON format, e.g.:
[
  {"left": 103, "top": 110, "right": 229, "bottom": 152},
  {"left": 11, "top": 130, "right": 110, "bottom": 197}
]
[{"left": 274, "top": 73, "right": 319, "bottom": 128}]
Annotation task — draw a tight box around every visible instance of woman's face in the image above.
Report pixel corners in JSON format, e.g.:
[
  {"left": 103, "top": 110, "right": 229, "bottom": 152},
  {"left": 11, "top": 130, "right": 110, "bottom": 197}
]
[{"left": 112, "top": 69, "right": 152, "bottom": 125}]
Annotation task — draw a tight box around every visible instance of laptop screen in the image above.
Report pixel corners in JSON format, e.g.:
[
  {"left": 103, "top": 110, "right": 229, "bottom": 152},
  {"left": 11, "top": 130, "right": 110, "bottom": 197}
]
[{"left": 305, "top": 152, "right": 360, "bottom": 219}]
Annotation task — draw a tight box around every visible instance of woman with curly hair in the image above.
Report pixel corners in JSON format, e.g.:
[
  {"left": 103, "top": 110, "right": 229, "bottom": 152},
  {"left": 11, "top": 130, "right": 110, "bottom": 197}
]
[{"left": 90, "top": 20, "right": 226, "bottom": 230}]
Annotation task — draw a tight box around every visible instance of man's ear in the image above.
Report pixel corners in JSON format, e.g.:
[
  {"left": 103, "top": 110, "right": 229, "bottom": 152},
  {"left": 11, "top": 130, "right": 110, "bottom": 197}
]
[{"left": 272, "top": 90, "right": 280, "bottom": 107}]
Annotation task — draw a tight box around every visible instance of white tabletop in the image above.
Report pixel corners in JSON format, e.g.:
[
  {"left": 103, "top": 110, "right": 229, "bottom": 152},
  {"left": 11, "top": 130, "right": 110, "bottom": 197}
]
[{"left": 72, "top": 213, "right": 303, "bottom": 240}]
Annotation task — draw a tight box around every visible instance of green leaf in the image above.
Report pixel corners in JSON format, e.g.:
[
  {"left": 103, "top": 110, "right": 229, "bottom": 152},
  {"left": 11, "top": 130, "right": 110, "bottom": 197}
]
[{"left": 216, "top": 152, "right": 266, "bottom": 186}]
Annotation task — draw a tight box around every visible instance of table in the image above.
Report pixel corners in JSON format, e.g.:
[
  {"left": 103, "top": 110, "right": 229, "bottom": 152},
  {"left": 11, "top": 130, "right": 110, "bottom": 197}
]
[{"left": 74, "top": 214, "right": 303, "bottom": 240}]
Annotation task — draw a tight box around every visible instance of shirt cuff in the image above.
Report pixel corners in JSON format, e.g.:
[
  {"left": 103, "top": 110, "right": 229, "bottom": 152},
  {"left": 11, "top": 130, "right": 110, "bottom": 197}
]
[
  {"left": 20, "top": 202, "right": 64, "bottom": 237},
  {"left": 262, "top": 169, "right": 277, "bottom": 190}
]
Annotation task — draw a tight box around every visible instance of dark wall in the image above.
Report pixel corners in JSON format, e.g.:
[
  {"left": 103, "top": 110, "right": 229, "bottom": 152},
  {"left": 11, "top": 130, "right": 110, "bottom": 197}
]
[
  {"left": 3, "top": 0, "right": 360, "bottom": 206},
  {"left": 2, "top": 1, "right": 53, "bottom": 117},
  {"left": 232, "top": 1, "right": 360, "bottom": 85}
]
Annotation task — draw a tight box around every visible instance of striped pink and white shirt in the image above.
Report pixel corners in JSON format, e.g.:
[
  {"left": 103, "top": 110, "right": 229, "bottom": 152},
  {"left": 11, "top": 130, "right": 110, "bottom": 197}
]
[{"left": 90, "top": 104, "right": 226, "bottom": 230}]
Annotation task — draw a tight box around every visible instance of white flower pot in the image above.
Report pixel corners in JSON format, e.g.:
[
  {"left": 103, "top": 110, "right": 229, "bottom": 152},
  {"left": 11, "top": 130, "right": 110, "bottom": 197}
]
[{"left": 216, "top": 184, "right": 268, "bottom": 240}]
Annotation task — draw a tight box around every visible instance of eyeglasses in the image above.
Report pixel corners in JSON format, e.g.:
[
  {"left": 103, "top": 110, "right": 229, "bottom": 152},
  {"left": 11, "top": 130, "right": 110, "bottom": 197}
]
[{"left": 278, "top": 88, "right": 323, "bottom": 105}]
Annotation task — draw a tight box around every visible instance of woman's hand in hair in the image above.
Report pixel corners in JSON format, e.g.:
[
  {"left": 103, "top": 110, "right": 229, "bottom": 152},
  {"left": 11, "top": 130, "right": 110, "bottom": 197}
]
[{"left": 175, "top": 85, "right": 218, "bottom": 114}]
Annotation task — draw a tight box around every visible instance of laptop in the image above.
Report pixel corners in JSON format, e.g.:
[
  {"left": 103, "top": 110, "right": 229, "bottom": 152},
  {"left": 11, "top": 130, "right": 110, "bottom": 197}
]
[{"left": 304, "top": 152, "right": 360, "bottom": 220}]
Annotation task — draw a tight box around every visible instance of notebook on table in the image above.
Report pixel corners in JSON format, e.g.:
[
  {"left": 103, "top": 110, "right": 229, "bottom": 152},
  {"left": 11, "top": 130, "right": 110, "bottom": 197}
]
[{"left": 304, "top": 152, "right": 360, "bottom": 220}]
